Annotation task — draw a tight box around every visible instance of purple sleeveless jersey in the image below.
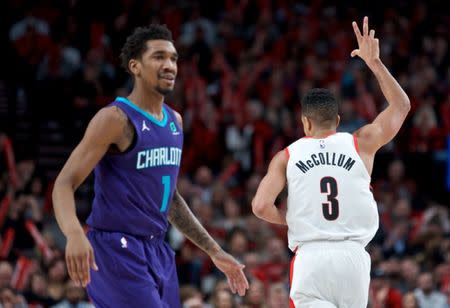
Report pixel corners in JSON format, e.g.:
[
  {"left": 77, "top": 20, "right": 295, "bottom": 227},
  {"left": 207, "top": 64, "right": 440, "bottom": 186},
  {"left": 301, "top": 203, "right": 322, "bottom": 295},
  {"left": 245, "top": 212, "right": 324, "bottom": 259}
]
[{"left": 86, "top": 97, "right": 183, "bottom": 236}]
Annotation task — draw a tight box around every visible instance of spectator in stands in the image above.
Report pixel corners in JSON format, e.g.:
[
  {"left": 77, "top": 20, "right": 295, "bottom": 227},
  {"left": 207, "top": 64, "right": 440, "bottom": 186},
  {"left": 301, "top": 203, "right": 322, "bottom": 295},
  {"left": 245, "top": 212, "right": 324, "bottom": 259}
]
[
  {"left": 267, "top": 283, "right": 289, "bottom": 308},
  {"left": 51, "top": 280, "right": 93, "bottom": 308},
  {"left": 402, "top": 292, "right": 419, "bottom": 308},
  {"left": 226, "top": 227, "right": 249, "bottom": 262},
  {"left": 179, "top": 285, "right": 209, "bottom": 308},
  {"left": 24, "top": 271, "right": 58, "bottom": 307},
  {"left": 414, "top": 272, "right": 448, "bottom": 308},
  {"left": 46, "top": 258, "right": 67, "bottom": 301},
  {"left": 400, "top": 259, "right": 421, "bottom": 293},
  {"left": 219, "top": 197, "right": 245, "bottom": 231},
  {"left": 0, "top": 286, "right": 27, "bottom": 308},
  {"left": 210, "top": 289, "right": 236, "bottom": 308},
  {"left": 0, "top": 262, "right": 13, "bottom": 289},
  {"left": 242, "top": 279, "right": 265, "bottom": 308},
  {"left": 368, "top": 269, "right": 402, "bottom": 308}
]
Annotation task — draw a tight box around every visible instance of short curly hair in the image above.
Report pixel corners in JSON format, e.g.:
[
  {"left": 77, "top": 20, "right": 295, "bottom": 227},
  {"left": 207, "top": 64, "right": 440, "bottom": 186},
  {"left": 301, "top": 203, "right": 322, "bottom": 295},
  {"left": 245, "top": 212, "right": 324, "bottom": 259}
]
[
  {"left": 120, "top": 24, "right": 173, "bottom": 74},
  {"left": 301, "top": 88, "right": 339, "bottom": 126}
]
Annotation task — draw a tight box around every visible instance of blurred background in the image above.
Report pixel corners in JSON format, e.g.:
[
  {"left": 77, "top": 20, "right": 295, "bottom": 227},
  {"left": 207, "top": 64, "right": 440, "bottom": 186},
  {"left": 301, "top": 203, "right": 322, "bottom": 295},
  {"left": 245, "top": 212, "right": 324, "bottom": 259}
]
[{"left": 0, "top": 0, "right": 449, "bottom": 307}]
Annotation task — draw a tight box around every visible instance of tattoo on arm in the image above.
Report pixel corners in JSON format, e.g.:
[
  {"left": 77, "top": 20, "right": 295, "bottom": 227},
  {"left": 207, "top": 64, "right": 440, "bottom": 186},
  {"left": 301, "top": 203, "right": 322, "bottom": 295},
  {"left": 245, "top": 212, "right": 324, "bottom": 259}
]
[
  {"left": 168, "top": 190, "right": 221, "bottom": 256},
  {"left": 111, "top": 106, "right": 134, "bottom": 152}
]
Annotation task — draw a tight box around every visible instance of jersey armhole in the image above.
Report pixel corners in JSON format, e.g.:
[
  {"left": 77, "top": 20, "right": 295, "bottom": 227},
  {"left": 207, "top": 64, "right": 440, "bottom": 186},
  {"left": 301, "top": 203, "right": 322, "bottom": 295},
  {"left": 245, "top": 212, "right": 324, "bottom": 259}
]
[
  {"left": 106, "top": 103, "right": 138, "bottom": 156},
  {"left": 353, "top": 134, "right": 360, "bottom": 156}
]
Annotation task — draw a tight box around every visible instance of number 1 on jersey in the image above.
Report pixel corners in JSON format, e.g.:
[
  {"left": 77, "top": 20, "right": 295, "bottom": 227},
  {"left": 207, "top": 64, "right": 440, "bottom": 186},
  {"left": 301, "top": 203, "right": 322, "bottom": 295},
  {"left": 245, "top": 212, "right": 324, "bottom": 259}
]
[
  {"left": 320, "top": 177, "right": 339, "bottom": 220},
  {"left": 160, "top": 175, "right": 171, "bottom": 212}
]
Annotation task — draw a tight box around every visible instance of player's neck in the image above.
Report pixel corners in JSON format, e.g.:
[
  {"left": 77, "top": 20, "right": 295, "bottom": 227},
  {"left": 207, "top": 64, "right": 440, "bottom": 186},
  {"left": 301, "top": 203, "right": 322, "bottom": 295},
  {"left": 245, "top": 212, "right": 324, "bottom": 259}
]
[
  {"left": 307, "top": 128, "right": 337, "bottom": 138},
  {"left": 128, "top": 87, "right": 164, "bottom": 116}
]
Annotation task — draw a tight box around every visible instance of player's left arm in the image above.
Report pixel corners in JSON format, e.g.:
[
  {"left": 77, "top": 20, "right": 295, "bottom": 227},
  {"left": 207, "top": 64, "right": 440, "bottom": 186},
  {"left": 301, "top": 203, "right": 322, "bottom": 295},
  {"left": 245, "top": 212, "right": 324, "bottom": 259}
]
[
  {"left": 168, "top": 190, "right": 249, "bottom": 296},
  {"left": 251, "top": 150, "right": 288, "bottom": 225},
  {"left": 169, "top": 110, "right": 249, "bottom": 296},
  {"left": 351, "top": 17, "right": 410, "bottom": 155}
]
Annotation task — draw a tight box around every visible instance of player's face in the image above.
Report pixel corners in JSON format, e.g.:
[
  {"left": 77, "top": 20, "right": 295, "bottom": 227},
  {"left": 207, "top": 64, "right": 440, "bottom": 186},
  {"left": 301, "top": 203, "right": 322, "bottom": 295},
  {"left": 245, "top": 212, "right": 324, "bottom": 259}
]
[{"left": 138, "top": 40, "right": 178, "bottom": 95}]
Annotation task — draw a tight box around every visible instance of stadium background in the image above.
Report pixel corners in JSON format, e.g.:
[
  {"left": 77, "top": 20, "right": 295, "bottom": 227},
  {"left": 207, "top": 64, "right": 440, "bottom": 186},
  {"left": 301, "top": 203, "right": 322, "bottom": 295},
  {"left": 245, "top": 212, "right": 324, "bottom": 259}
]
[{"left": 0, "top": 0, "right": 449, "bottom": 307}]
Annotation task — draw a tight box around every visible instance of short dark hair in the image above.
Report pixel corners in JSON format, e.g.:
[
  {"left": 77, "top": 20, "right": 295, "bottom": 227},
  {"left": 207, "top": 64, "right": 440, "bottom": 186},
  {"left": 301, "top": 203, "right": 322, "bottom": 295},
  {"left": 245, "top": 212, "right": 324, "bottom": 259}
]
[
  {"left": 120, "top": 24, "right": 173, "bottom": 73},
  {"left": 301, "top": 88, "right": 338, "bottom": 126}
]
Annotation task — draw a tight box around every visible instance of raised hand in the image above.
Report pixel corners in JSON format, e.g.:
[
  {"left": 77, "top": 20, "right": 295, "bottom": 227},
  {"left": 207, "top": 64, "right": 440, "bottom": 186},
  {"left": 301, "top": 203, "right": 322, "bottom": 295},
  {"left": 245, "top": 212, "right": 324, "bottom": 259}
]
[
  {"left": 211, "top": 250, "right": 249, "bottom": 296},
  {"left": 351, "top": 16, "right": 380, "bottom": 70},
  {"left": 65, "top": 230, "right": 98, "bottom": 287}
]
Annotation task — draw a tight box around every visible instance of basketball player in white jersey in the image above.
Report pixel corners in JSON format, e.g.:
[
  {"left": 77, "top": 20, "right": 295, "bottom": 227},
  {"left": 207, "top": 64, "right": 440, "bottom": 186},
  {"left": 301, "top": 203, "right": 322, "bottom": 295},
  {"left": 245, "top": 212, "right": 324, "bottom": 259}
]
[{"left": 251, "top": 17, "right": 410, "bottom": 308}]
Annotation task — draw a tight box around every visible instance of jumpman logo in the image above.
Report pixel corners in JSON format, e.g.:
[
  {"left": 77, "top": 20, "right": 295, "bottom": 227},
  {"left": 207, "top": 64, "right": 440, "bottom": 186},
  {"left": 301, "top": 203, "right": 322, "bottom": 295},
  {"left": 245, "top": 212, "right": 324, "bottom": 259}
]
[
  {"left": 120, "top": 237, "right": 127, "bottom": 248},
  {"left": 142, "top": 120, "right": 150, "bottom": 132}
]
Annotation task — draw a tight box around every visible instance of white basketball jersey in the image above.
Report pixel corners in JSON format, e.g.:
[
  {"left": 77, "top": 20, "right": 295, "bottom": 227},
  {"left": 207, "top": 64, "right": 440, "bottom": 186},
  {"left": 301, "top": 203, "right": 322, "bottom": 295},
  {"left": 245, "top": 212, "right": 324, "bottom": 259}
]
[{"left": 285, "top": 132, "right": 379, "bottom": 251}]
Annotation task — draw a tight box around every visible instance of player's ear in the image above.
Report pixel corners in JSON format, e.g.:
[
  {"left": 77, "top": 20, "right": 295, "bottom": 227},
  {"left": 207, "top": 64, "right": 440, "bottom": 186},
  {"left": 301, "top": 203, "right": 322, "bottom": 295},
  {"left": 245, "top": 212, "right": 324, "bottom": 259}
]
[
  {"left": 301, "top": 115, "right": 311, "bottom": 135},
  {"left": 336, "top": 115, "right": 340, "bottom": 128},
  {"left": 300, "top": 115, "right": 306, "bottom": 128},
  {"left": 129, "top": 59, "right": 140, "bottom": 76}
]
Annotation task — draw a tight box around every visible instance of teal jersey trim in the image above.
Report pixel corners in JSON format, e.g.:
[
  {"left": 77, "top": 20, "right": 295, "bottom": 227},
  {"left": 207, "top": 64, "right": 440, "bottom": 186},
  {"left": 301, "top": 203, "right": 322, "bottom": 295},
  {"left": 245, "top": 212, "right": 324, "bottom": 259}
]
[{"left": 116, "top": 97, "right": 168, "bottom": 127}]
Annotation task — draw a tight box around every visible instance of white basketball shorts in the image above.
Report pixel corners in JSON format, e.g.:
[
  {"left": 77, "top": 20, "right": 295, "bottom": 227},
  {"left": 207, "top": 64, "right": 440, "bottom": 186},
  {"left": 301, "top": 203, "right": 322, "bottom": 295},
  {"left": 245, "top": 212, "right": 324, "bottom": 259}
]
[{"left": 289, "top": 240, "right": 371, "bottom": 308}]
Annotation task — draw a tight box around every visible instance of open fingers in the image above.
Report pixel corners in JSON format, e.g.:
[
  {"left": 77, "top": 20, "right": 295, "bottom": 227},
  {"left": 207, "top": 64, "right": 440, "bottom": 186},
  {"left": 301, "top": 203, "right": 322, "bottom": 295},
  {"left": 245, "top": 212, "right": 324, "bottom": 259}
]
[
  {"left": 66, "top": 256, "right": 77, "bottom": 285},
  {"left": 89, "top": 249, "right": 98, "bottom": 271},
  {"left": 363, "top": 16, "right": 369, "bottom": 36},
  {"left": 370, "top": 29, "right": 375, "bottom": 39},
  {"left": 229, "top": 268, "right": 249, "bottom": 296},
  {"left": 227, "top": 275, "right": 237, "bottom": 294},
  {"left": 71, "top": 256, "right": 83, "bottom": 287},
  {"left": 236, "top": 270, "right": 249, "bottom": 296},
  {"left": 352, "top": 21, "right": 362, "bottom": 44},
  {"left": 75, "top": 254, "right": 88, "bottom": 287},
  {"left": 81, "top": 254, "right": 90, "bottom": 287}
]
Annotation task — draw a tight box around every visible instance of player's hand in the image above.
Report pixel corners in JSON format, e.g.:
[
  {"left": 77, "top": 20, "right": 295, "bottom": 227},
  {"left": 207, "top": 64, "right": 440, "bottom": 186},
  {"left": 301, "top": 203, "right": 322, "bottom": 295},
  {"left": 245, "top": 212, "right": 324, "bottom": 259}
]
[
  {"left": 65, "top": 229, "right": 98, "bottom": 287},
  {"left": 211, "top": 250, "right": 249, "bottom": 296},
  {"left": 351, "top": 16, "right": 380, "bottom": 70}
]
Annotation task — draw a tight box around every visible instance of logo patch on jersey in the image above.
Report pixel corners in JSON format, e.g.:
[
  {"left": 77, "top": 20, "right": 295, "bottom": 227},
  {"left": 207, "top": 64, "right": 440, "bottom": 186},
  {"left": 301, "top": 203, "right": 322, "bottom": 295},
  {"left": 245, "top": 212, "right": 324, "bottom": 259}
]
[
  {"left": 319, "top": 140, "right": 325, "bottom": 149},
  {"left": 142, "top": 120, "right": 150, "bottom": 132},
  {"left": 120, "top": 237, "right": 127, "bottom": 248},
  {"left": 170, "top": 122, "right": 180, "bottom": 135}
]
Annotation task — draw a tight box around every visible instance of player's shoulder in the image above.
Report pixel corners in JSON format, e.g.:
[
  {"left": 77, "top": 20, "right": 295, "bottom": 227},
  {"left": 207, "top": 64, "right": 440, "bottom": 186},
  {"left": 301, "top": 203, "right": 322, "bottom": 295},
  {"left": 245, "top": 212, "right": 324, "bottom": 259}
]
[
  {"left": 353, "top": 124, "right": 383, "bottom": 155},
  {"left": 86, "top": 105, "right": 130, "bottom": 137},
  {"left": 96, "top": 105, "right": 129, "bottom": 125},
  {"left": 270, "top": 149, "right": 289, "bottom": 170},
  {"left": 164, "top": 104, "right": 182, "bottom": 127}
]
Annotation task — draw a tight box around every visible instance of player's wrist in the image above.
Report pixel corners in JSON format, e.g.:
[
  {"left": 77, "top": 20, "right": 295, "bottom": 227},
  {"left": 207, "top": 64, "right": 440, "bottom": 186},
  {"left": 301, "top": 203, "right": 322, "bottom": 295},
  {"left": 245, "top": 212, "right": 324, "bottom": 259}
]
[
  {"left": 367, "top": 58, "right": 383, "bottom": 72},
  {"left": 64, "top": 225, "right": 85, "bottom": 238},
  {"left": 208, "top": 244, "right": 223, "bottom": 258}
]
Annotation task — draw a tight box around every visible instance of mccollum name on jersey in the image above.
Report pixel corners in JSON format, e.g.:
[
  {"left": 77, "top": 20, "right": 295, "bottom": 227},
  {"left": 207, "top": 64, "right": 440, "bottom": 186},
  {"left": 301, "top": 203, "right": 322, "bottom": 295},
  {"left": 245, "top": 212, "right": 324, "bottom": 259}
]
[{"left": 295, "top": 152, "right": 356, "bottom": 174}]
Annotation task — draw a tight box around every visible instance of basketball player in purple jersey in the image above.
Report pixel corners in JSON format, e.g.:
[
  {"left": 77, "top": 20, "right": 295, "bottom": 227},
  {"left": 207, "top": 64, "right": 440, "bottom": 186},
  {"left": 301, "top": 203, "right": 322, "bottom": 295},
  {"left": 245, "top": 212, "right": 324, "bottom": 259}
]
[{"left": 52, "top": 25, "right": 249, "bottom": 307}]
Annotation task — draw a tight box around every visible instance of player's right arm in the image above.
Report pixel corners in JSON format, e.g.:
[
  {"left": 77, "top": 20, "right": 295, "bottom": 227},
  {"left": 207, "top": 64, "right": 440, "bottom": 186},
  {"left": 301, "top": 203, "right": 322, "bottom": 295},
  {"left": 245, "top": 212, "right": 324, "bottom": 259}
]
[
  {"left": 52, "top": 106, "right": 130, "bottom": 287},
  {"left": 351, "top": 17, "right": 410, "bottom": 158},
  {"left": 251, "top": 150, "right": 288, "bottom": 225}
]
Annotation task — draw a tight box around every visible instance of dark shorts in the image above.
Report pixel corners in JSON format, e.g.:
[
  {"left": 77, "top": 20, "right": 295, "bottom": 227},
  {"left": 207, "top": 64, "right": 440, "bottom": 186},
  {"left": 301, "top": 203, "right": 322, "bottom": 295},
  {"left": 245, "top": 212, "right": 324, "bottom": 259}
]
[{"left": 86, "top": 229, "right": 181, "bottom": 308}]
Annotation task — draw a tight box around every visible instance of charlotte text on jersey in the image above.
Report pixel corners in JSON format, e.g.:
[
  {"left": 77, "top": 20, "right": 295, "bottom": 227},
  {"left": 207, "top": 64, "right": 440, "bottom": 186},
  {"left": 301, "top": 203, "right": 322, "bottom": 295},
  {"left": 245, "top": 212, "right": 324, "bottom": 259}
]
[{"left": 136, "top": 147, "right": 182, "bottom": 169}]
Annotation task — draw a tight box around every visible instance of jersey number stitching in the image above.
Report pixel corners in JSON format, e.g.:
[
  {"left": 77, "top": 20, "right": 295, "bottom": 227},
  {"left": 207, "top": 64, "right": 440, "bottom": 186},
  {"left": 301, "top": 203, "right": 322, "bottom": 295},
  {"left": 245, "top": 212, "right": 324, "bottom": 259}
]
[
  {"left": 320, "top": 176, "right": 339, "bottom": 220},
  {"left": 160, "top": 175, "right": 171, "bottom": 212}
]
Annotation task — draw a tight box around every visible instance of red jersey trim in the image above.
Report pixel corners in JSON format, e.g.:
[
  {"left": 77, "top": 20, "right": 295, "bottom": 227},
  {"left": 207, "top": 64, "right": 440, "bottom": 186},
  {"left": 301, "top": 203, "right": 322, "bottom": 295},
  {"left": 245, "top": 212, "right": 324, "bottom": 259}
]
[
  {"left": 353, "top": 134, "right": 360, "bottom": 155},
  {"left": 289, "top": 247, "right": 298, "bottom": 308},
  {"left": 302, "top": 131, "right": 337, "bottom": 139},
  {"left": 284, "top": 147, "right": 290, "bottom": 159}
]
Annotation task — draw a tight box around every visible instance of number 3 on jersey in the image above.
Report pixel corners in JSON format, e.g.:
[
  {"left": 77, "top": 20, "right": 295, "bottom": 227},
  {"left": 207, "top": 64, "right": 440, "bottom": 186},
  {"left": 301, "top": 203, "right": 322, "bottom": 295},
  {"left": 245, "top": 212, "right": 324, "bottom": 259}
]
[
  {"left": 160, "top": 175, "right": 171, "bottom": 212},
  {"left": 320, "top": 177, "right": 339, "bottom": 220}
]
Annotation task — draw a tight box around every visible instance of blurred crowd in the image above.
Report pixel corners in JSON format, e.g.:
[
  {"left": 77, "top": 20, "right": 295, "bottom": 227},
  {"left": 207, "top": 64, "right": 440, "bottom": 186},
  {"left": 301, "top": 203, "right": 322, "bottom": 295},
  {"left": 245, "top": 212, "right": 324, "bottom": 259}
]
[{"left": 0, "top": 0, "right": 449, "bottom": 307}]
